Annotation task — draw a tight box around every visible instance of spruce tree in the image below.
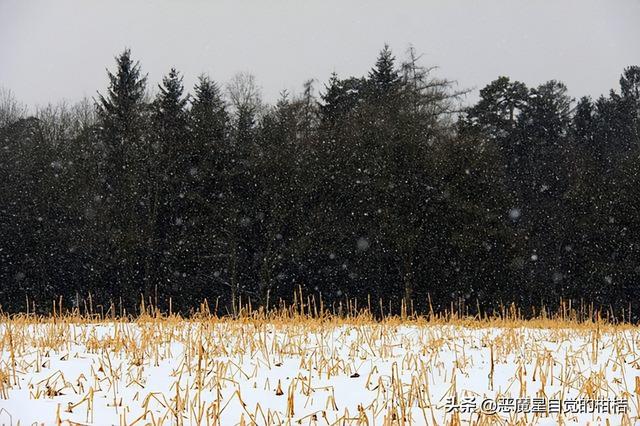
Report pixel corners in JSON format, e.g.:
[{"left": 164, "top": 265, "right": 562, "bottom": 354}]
[
  {"left": 187, "top": 75, "right": 230, "bottom": 306},
  {"left": 95, "top": 49, "right": 149, "bottom": 305},
  {"left": 367, "top": 44, "right": 401, "bottom": 100},
  {"left": 149, "top": 68, "right": 190, "bottom": 304},
  {"left": 319, "top": 73, "right": 363, "bottom": 127},
  {"left": 573, "top": 97, "right": 595, "bottom": 147},
  {"left": 619, "top": 66, "right": 640, "bottom": 147},
  {"left": 191, "top": 75, "right": 227, "bottom": 144}
]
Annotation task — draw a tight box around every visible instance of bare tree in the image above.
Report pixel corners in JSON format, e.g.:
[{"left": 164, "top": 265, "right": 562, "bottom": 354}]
[
  {"left": 36, "top": 102, "right": 74, "bottom": 145},
  {"left": 226, "top": 72, "right": 263, "bottom": 119},
  {"left": 401, "top": 45, "right": 469, "bottom": 126},
  {"left": 71, "top": 97, "right": 97, "bottom": 134},
  {"left": 0, "top": 87, "right": 27, "bottom": 128}
]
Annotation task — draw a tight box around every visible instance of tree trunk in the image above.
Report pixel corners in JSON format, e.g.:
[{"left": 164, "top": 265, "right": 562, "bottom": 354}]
[{"left": 402, "top": 254, "right": 414, "bottom": 312}]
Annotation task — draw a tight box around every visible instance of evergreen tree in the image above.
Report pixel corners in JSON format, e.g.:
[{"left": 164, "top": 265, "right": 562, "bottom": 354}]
[
  {"left": 2, "top": 46, "right": 640, "bottom": 319},
  {"left": 319, "top": 73, "right": 363, "bottom": 125},
  {"left": 191, "top": 75, "right": 227, "bottom": 145},
  {"left": 367, "top": 44, "right": 401, "bottom": 100},
  {"left": 95, "top": 49, "right": 149, "bottom": 306},
  {"left": 146, "top": 68, "right": 190, "bottom": 304},
  {"left": 186, "top": 75, "right": 230, "bottom": 306},
  {"left": 460, "top": 76, "right": 528, "bottom": 142},
  {"left": 516, "top": 81, "right": 573, "bottom": 302},
  {"left": 573, "top": 97, "right": 595, "bottom": 149},
  {"left": 619, "top": 66, "right": 640, "bottom": 147},
  {"left": 620, "top": 66, "right": 640, "bottom": 104}
]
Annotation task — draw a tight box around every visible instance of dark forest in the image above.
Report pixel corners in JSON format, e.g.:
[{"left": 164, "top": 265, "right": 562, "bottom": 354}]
[{"left": 1, "top": 47, "right": 639, "bottom": 318}]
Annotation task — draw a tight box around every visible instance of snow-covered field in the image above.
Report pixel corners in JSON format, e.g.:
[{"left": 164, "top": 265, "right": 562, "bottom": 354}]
[{"left": 0, "top": 317, "right": 638, "bottom": 425}]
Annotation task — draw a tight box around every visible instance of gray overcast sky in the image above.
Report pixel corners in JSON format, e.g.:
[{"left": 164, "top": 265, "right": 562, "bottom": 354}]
[{"left": 1, "top": 0, "right": 639, "bottom": 108}]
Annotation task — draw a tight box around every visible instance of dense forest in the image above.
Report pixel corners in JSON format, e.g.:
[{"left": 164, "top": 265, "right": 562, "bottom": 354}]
[{"left": 1, "top": 46, "right": 639, "bottom": 318}]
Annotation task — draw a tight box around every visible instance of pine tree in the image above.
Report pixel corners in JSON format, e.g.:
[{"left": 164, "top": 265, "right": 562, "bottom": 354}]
[
  {"left": 95, "top": 49, "right": 149, "bottom": 305},
  {"left": 460, "top": 76, "right": 528, "bottom": 142},
  {"left": 97, "top": 49, "right": 148, "bottom": 146},
  {"left": 367, "top": 44, "right": 401, "bottom": 100},
  {"left": 191, "top": 75, "right": 227, "bottom": 145},
  {"left": 620, "top": 66, "right": 640, "bottom": 103},
  {"left": 189, "top": 74, "right": 228, "bottom": 199},
  {"left": 619, "top": 66, "right": 640, "bottom": 147},
  {"left": 148, "top": 68, "right": 191, "bottom": 304},
  {"left": 319, "top": 73, "right": 363, "bottom": 126},
  {"left": 186, "top": 75, "right": 230, "bottom": 306},
  {"left": 573, "top": 97, "right": 595, "bottom": 147},
  {"left": 516, "top": 81, "right": 573, "bottom": 302},
  {"left": 151, "top": 67, "right": 189, "bottom": 186}
]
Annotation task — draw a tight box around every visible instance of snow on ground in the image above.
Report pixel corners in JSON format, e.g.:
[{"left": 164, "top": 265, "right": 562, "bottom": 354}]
[{"left": 0, "top": 319, "right": 638, "bottom": 425}]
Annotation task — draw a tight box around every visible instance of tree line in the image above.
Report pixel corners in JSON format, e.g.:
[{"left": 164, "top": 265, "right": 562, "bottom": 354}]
[{"left": 1, "top": 47, "right": 639, "bottom": 318}]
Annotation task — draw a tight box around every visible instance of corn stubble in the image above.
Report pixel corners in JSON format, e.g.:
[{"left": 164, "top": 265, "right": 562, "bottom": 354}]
[{"left": 0, "top": 300, "right": 638, "bottom": 425}]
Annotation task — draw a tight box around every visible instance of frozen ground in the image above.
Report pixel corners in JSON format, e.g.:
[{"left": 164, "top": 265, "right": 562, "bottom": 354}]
[{"left": 0, "top": 319, "right": 638, "bottom": 425}]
